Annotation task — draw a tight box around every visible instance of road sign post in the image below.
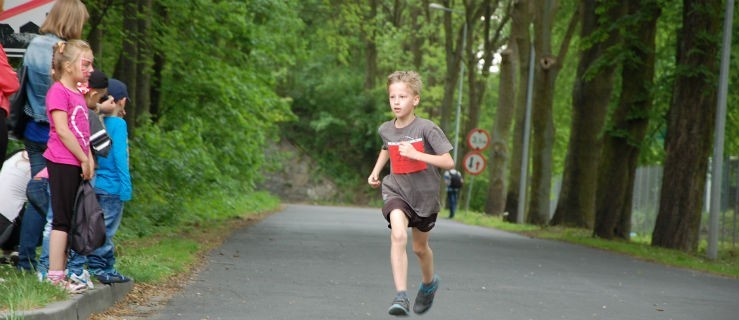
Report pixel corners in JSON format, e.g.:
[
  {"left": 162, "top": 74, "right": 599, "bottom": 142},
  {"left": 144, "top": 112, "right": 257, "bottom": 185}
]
[{"left": 461, "top": 129, "right": 490, "bottom": 215}]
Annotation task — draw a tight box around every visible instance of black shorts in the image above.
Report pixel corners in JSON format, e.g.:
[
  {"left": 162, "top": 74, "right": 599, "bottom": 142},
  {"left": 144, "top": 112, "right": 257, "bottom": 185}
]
[{"left": 382, "top": 198, "right": 438, "bottom": 232}]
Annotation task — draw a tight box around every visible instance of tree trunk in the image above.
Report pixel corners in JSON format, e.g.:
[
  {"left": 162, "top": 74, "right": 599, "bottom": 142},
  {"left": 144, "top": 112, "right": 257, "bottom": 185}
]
[
  {"left": 550, "top": 0, "right": 624, "bottom": 228},
  {"left": 135, "top": 0, "right": 152, "bottom": 119},
  {"left": 527, "top": 0, "right": 558, "bottom": 225},
  {"left": 85, "top": 0, "right": 112, "bottom": 57},
  {"left": 410, "top": 2, "right": 424, "bottom": 70},
  {"left": 462, "top": 0, "right": 506, "bottom": 165},
  {"left": 363, "top": 0, "right": 378, "bottom": 91},
  {"left": 652, "top": 0, "right": 722, "bottom": 252},
  {"left": 528, "top": 0, "right": 579, "bottom": 225},
  {"left": 439, "top": 1, "right": 456, "bottom": 137},
  {"left": 149, "top": 2, "right": 166, "bottom": 122},
  {"left": 114, "top": 1, "right": 138, "bottom": 135},
  {"left": 486, "top": 48, "right": 516, "bottom": 215},
  {"left": 461, "top": 1, "right": 484, "bottom": 161},
  {"left": 594, "top": 0, "right": 660, "bottom": 240},
  {"left": 504, "top": 0, "right": 532, "bottom": 222}
]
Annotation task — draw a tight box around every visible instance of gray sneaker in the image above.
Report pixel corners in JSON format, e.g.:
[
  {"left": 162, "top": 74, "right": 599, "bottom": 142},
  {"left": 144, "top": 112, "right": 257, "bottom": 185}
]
[
  {"left": 413, "top": 275, "right": 439, "bottom": 314},
  {"left": 388, "top": 293, "right": 410, "bottom": 316}
]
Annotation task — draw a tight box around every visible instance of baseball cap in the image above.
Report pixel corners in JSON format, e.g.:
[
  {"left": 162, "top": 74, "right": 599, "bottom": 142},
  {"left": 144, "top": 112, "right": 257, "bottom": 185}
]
[
  {"left": 107, "top": 79, "right": 129, "bottom": 102},
  {"left": 88, "top": 70, "right": 108, "bottom": 89}
]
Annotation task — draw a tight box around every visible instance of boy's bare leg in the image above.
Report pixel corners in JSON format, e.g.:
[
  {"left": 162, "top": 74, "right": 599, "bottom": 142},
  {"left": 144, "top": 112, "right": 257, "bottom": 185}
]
[
  {"left": 388, "top": 209, "right": 409, "bottom": 292},
  {"left": 412, "top": 228, "right": 434, "bottom": 284}
]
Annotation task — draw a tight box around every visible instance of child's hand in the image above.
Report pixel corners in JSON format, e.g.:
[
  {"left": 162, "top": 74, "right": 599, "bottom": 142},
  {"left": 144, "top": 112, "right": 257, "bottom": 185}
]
[
  {"left": 398, "top": 141, "right": 417, "bottom": 160},
  {"left": 368, "top": 174, "right": 381, "bottom": 188},
  {"left": 81, "top": 159, "right": 93, "bottom": 180},
  {"left": 97, "top": 96, "right": 116, "bottom": 114}
]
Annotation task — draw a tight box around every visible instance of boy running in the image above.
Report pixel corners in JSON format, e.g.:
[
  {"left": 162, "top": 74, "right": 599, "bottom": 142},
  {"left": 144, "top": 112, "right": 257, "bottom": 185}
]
[{"left": 368, "top": 71, "right": 454, "bottom": 316}]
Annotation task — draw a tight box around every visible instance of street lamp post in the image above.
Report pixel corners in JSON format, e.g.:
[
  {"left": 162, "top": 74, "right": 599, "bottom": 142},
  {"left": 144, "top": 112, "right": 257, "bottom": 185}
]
[{"left": 430, "top": 3, "right": 466, "bottom": 163}]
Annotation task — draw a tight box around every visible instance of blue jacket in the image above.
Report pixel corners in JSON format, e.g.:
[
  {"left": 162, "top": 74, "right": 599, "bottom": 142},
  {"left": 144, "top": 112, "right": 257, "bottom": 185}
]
[
  {"left": 23, "top": 33, "right": 58, "bottom": 123},
  {"left": 94, "top": 117, "right": 132, "bottom": 201},
  {"left": 22, "top": 34, "right": 59, "bottom": 142}
]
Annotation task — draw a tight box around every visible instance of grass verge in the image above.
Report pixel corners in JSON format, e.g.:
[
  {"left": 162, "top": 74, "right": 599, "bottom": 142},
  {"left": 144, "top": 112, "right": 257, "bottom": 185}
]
[
  {"left": 452, "top": 209, "right": 739, "bottom": 278},
  {"left": 0, "top": 191, "right": 281, "bottom": 316}
]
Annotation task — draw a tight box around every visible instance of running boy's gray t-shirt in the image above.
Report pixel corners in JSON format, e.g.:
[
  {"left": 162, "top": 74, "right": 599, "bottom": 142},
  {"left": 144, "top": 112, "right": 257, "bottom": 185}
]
[{"left": 378, "top": 117, "right": 453, "bottom": 217}]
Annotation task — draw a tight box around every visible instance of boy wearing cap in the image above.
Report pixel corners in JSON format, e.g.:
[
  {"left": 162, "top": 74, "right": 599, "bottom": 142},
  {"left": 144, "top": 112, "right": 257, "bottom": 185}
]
[{"left": 87, "top": 78, "right": 132, "bottom": 284}]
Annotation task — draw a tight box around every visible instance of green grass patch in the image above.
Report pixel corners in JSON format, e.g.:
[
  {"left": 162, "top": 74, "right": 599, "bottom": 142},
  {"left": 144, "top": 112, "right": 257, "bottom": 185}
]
[
  {"left": 0, "top": 265, "right": 68, "bottom": 315},
  {"left": 451, "top": 209, "right": 739, "bottom": 279}
]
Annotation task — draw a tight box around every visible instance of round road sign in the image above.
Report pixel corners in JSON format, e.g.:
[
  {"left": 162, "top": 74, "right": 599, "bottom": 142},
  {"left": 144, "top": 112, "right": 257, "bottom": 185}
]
[
  {"left": 463, "top": 152, "right": 486, "bottom": 176},
  {"left": 467, "top": 128, "right": 490, "bottom": 151}
]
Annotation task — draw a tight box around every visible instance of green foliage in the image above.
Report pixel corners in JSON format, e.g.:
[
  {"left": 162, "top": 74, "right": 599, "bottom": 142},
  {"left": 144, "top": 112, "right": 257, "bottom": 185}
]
[{"left": 106, "top": 0, "right": 303, "bottom": 229}]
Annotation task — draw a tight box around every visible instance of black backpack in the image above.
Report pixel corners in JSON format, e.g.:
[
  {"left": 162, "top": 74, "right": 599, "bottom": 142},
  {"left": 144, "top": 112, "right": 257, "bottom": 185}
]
[
  {"left": 68, "top": 181, "right": 106, "bottom": 255},
  {"left": 450, "top": 171, "right": 462, "bottom": 188}
]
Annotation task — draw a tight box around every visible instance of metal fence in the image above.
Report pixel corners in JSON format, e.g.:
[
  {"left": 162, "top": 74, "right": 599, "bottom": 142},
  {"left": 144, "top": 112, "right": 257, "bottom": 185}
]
[{"left": 550, "top": 158, "right": 739, "bottom": 247}]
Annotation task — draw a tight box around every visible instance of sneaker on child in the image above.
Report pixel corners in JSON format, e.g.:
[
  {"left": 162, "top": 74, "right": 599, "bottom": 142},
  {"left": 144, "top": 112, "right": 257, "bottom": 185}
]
[
  {"left": 62, "top": 279, "right": 88, "bottom": 294},
  {"left": 36, "top": 270, "right": 47, "bottom": 282},
  {"left": 94, "top": 270, "right": 131, "bottom": 284},
  {"left": 48, "top": 276, "right": 87, "bottom": 294},
  {"left": 68, "top": 269, "right": 95, "bottom": 290},
  {"left": 388, "top": 292, "right": 410, "bottom": 316},
  {"left": 413, "top": 274, "right": 439, "bottom": 314}
]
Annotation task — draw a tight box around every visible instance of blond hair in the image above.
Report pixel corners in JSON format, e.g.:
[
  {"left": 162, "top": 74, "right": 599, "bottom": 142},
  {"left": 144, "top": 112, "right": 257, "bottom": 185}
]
[
  {"left": 387, "top": 71, "right": 423, "bottom": 96},
  {"left": 39, "top": 0, "right": 89, "bottom": 40},
  {"left": 52, "top": 39, "right": 91, "bottom": 82}
]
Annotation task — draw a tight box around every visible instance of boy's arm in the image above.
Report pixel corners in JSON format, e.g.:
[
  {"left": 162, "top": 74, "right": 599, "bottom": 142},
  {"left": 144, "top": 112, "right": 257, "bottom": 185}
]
[
  {"left": 398, "top": 141, "right": 455, "bottom": 170},
  {"left": 368, "top": 149, "right": 389, "bottom": 188}
]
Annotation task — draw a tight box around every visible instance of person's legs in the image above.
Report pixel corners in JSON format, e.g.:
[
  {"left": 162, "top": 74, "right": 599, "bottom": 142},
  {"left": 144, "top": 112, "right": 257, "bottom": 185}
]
[
  {"left": 448, "top": 189, "right": 458, "bottom": 218},
  {"left": 17, "top": 140, "right": 47, "bottom": 271},
  {"left": 388, "top": 209, "right": 409, "bottom": 292},
  {"left": 88, "top": 194, "right": 130, "bottom": 283},
  {"left": 0, "top": 215, "right": 13, "bottom": 247},
  {"left": 411, "top": 228, "right": 434, "bottom": 284},
  {"left": 47, "top": 161, "right": 84, "bottom": 293},
  {"left": 37, "top": 197, "right": 53, "bottom": 279},
  {"left": 87, "top": 194, "right": 122, "bottom": 274},
  {"left": 411, "top": 220, "right": 439, "bottom": 314},
  {"left": 387, "top": 209, "right": 410, "bottom": 316},
  {"left": 15, "top": 202, "right": 44, "bottom": 271}
]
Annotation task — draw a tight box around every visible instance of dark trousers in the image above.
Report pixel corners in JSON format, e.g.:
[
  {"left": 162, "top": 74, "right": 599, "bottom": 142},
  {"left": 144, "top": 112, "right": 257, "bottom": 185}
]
[
  {"left": 47, "top": 161, "right": 81, "bottom": 233},
  {"left": 16, "top": 139, "right": 47, "bottom": 271},
  {"left": 447, "top": 188, "right": 459, "bottom": 218}
]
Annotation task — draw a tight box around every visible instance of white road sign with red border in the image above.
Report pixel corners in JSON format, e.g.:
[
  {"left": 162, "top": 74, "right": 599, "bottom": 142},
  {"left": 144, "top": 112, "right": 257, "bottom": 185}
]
[
  {"left": 466, "top": 128, "right": 490, "bottom": 151},
  {"left": 463, "top": 152, "right": 486, "bottom": 176}
]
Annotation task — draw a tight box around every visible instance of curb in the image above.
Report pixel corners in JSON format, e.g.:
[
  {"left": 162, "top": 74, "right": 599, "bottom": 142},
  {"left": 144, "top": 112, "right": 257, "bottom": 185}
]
[{"left": 1, "top": 280, "right": 133, "bottom": 320}]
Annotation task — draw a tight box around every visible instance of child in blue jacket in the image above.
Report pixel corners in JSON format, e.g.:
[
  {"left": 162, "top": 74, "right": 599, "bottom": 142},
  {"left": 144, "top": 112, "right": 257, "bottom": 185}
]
[{"left": 88, "top": 78, "right": 132, "bottom": 284}]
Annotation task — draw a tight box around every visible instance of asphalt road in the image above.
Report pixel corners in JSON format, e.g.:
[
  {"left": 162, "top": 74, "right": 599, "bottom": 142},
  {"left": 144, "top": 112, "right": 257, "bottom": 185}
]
[{"left": 150, "top": 204, "right": 739, "bottom": 320}]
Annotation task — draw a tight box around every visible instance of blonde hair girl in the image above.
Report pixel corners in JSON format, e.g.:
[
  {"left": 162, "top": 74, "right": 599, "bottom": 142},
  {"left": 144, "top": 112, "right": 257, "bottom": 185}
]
[{"left": 44, "top": 39, "right": 95, "bottom": 293}]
